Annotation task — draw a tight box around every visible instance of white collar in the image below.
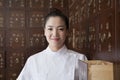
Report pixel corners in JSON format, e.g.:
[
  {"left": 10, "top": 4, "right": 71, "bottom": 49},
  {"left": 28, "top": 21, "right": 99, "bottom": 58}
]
[{"left": 45, "top": 45, "right": 68, "bottom": 55}]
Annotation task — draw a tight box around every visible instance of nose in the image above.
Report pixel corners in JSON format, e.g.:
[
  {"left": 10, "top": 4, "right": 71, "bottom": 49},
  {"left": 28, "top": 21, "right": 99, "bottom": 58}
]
[{"left": 53, "top": 29, "right": 59, "bottom": 37}]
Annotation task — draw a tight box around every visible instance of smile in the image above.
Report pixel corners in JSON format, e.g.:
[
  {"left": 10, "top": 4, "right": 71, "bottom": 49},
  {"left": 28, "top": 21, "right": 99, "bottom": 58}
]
[{"left": 51, "top": 38, "right": 60, "bottom": 41}]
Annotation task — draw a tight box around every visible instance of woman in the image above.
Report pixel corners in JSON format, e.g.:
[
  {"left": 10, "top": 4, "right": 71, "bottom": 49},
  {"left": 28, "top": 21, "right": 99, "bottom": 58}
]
[{"left": 17, "top": 8, "right": 87, "bottom": 80}]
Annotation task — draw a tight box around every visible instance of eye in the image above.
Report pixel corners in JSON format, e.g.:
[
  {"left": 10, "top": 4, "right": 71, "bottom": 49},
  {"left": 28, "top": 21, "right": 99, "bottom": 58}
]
[
  {"left": 58, "top": 28, "right": 64, "bottom": 31},
  {"left": 48, "top": 28, "right": 53, "bottom": 31}
]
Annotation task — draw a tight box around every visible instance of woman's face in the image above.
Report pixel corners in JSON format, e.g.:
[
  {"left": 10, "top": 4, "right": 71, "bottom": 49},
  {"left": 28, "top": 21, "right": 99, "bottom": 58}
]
[{"left": 44, "top": 16, "right": 67, "bottom": 49}]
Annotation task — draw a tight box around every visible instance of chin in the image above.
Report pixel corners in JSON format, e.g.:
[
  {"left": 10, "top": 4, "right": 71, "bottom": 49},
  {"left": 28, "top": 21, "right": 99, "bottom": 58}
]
[{"left": 51, "top": 44, "right": 63, "bottom": 48}]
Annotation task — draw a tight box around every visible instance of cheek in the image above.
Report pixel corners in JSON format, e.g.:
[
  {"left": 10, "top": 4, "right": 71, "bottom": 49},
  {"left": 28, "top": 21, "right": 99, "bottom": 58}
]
[
  {"left": 44, "top": 31, "right": 48, "bottom": 40},
  {"left": 44, "top": 29, "right": 49, "bottom": 36},
  {"left": 45, "top": 32, "right": 51, "bottom": 39},
  {"left": 61, "top": 32, "right": 67, "bottom": 38}
]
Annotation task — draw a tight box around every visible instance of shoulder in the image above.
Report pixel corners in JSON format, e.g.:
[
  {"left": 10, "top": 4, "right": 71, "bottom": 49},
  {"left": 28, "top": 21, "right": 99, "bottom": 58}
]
[
  {"left": 67, "top": 49, "right": 87, "bottom": 61},
  {"left": 27, "top": 49, "right": 46, "bottom": 62}
]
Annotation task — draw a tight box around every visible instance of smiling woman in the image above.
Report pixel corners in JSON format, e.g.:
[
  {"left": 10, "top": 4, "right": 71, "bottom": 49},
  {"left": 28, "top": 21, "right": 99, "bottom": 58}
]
[
  {"left": 44, "top": 16, "right": 67, "bottom": 51},
  {"left": 17, "top": 8, "right": 87, "bottom": 80}
]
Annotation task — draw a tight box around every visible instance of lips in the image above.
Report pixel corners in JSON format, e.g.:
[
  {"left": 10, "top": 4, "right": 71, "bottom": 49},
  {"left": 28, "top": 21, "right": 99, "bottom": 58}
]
[{"left": 51, "top": 38, "right": 59, "bottom": 41}]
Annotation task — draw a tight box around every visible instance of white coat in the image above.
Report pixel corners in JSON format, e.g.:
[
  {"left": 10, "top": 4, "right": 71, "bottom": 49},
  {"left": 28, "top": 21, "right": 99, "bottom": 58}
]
[{"left": 17, "top": 45, "right": 87, "bottom": 80}]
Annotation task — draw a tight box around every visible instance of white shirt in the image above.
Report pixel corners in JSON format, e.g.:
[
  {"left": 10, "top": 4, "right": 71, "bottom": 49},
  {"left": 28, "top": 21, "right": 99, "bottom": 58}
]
[{"left": 17, "top": 45, "right": 87, "bottom": 80}]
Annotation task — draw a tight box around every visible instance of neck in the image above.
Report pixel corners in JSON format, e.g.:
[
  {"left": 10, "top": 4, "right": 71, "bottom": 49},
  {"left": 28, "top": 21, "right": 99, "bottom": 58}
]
[{"left": 49, "top": 45, "right": 64, "bottom": 52}]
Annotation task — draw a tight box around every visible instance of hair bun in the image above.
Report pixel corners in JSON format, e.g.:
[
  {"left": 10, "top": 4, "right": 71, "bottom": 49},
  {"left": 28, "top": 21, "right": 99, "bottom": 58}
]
[{"left": 49, "top": 8, "right": 62, "bottom": 13}]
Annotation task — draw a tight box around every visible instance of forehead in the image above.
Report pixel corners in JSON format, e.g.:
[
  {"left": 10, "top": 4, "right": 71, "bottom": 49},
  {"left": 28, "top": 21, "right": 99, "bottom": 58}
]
[{"left": 45, "top": 16, "right": 65, "bottom": 26}]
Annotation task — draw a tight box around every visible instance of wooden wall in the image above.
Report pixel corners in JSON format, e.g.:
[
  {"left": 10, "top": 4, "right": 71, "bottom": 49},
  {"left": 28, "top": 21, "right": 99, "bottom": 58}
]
[{"left": 68, "top": 0, "right": 120, "bottom": 80}]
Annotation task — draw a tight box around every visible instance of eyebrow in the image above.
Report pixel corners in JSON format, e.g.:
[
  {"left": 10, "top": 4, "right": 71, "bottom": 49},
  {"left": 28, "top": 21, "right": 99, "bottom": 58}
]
[
  {"left": 47, "top": 25, "right": 53, "bottom": 27},
  {"left": 47, "top": 25, "right": 65, "bottom": 28}
]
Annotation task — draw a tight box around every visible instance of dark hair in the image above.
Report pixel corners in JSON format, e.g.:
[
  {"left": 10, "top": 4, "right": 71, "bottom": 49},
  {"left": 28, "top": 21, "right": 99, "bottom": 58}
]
[{"left": 44, "top": 8, "right": 69, "bottom": 29}]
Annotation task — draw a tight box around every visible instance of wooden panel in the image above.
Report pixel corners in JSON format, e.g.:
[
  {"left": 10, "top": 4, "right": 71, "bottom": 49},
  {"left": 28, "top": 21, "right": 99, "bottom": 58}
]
[
  {"left": 116, "top": 0, "right": 120, "bottom": 62},
  {"left": 115, "top": 1, "right": 120, "bottom": 80},
  {"left": 46, "top": 0, "right": 68, "bottom": 15},
  {"left": 6, "top": 50, "right": 26, "bottom": 80},
  {"left": 28, "top": 11, "right": 44, "bottom": 28},
  {"left": 7, "top": 0, "right": 25, "bottom": 9},
  {"left": 0, "top": 11, "right": 5, "bottom": 28},
  {"left": 29, "top": 29, "right": 45, "bottom": 47},
  {"left": 0, "top": 0, "right": 68, "bottom": 80},
  {"left": 0, "top": 51, "right": 5, "bottom": 69},
  {"left": 68, "top": 0, "right": 88, "bottom": 55},
  {"left": 28, "top": 29, "right": 47, "bottom": 57},
  {"left": 7, "top": 11, "right": 25, "bottom": 29},
  {"left": 68, "top": 1, "right": 120, "bottom": 80},
  {"left": 98, "top": 12, "right": 115, "bottom": 54},
  {"left": 99, "top": 0, "right": 114, "bottom": 12},
  {"left": 90, "top": 11, "right": 115, "bottom": 61},
  {"left": 78, "top": 0, "right": 88, "bottom": 20},
  {"left": 67, "top": 29, "right": 73, "bottom": 49},
  {"left": 0, "top": 1, "right": 5, "bottom": 80},
  {"left": 119, "top": 0, "right": 120, "bottom": 9},
  {"left": 6, "top": 69, "right": 20, "bottom": 80},
  {"left": 6, "top": 30, "right": 26, "bottom": 49},
  {"left": 0, "top": 30, "right": 5, "bottom": 49},
  {"left": 0, "top": 0, "right": 5, "bottom": 9},
  {"left": 0, "top": 69, "right": 5, "bottom": 80},
  {"left": 26, "top": 0, "right": 45, "bottom": 10},
  {"left": 68, "top": 0, "right": 117, "bottom": 60},
  {"left": 88, "top": 19, "right": 98, "bottom": 59},
  {"left": 69, "top": 0, "right": 76, "bottom": 9},
  {"left": 0, "top": 51, "right": 5, "bottom": 80},
  {"left": 51, "top": 0, "right": 65, "bottom": 9},
  {"left": 6, "top": 50, "right": 25, "bottom": 69}
]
